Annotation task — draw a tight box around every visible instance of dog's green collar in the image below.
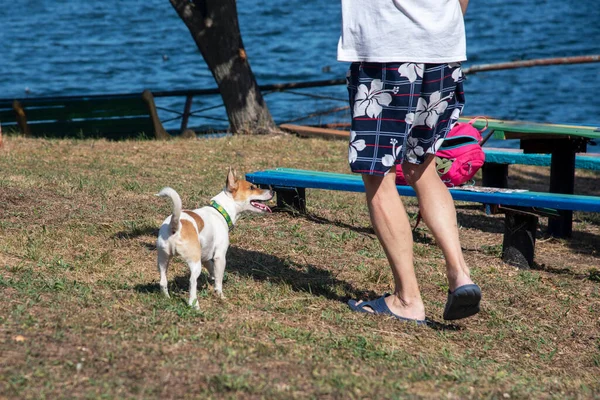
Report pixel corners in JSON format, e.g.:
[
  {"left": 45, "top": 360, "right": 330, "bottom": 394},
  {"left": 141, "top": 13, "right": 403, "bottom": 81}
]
[{"left": 210, "top": 200, "right": 234, "bottom": 231}]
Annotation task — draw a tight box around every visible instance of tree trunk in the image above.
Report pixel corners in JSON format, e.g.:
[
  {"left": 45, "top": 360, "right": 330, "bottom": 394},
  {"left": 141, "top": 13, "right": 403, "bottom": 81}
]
[{"left": 169, "top": 0, "right": 277, "bottom": 134}]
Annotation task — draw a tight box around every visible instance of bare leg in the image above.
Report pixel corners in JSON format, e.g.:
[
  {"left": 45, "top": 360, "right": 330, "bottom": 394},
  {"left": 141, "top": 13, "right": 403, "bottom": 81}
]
[
  {"left": 403, "top": 156, "right": 474, "bottom": 291},
  {"left": 359, "top": 167, "right": 426, "bottom": 321}
]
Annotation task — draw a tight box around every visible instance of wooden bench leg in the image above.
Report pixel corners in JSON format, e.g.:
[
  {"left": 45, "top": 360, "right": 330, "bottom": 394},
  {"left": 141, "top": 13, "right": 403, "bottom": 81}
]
[
  {"left": 142, "top": 90, "right": 171, "bottom": 140},
  {"left": 276, "top": 187, "right": 306, "bottom": 213},
  {"left": 502, "top": 210, "right": 538, "bottom": 269},
  {"left": 12, "top": 100, "right": 31, "bottom": 137},
  {"left": 482, "top": 163, "right": 508, "bottom": 188},
  {"left": 548, "top": 142, "right": 577, "bottom": 238}
]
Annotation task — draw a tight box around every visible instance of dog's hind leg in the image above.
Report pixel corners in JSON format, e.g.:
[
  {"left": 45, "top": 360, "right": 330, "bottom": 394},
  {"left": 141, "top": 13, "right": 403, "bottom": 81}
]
[
  {"left": 177, "top": 220, "right": 202, "bottom": 309},
  {"left": 203, "top": 260, "right": 215, "bottom": 283},
  {"left": 188, "top": 261, "right": 202, "bottom": 309},
  {"left": 157, "top": 250, "right": 171, "bottom": 298},
  {"left": 212, "top": 255, "right": 226, "bottom": 299}
]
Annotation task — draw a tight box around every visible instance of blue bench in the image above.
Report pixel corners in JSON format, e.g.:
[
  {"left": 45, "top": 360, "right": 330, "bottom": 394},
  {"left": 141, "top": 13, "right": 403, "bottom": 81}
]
[{"left": 246, "top": 168, "right": 600, "bottom": 269}]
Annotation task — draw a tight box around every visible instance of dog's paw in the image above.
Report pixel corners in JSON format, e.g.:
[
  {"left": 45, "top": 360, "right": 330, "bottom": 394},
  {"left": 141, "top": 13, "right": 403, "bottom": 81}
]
[
  {"left": 214, "top": 290, "right": 226, "bottom": 300},
  {"left": 189, "top": 298, "right": 200, "bottom": 310}
]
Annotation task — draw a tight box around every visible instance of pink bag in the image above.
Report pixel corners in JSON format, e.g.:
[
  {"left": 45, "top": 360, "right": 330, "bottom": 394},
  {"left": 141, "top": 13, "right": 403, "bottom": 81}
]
[{"left": 396, "top": 117, "right": 488, "bottom": 187}]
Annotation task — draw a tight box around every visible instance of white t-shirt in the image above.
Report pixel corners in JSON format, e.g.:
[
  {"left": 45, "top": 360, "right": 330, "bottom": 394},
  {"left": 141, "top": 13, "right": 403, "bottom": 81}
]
[{"left": 337, "top": 0, "right": 467, "bottom": 63}]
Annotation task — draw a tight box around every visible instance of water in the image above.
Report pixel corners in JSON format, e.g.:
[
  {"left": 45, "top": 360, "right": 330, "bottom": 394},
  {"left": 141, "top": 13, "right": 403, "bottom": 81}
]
[{"left": 1, "top": 0, "right": 599, "bottom": 149}]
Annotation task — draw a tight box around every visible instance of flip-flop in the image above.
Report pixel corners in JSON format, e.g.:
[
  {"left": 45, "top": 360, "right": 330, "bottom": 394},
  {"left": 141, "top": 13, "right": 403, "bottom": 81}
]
[
  {"left": 348, "top": 294, "right": 428, "bottom": 326},
  {"left": 443, "top": 284, "right": 482, "bottom": 321}
]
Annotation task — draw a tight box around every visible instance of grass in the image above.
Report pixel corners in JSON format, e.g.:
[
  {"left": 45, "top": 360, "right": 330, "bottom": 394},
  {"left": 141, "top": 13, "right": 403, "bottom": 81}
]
[{"left": 0, "top": 134, "right": 599, "bottom": 399}]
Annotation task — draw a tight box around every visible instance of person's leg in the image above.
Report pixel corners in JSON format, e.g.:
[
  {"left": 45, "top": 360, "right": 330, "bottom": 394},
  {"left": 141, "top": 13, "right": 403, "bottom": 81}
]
[
  {"left": 345, "top": 61, "right": 428, "bottom": 321},
  {"left": 402, "top": 156, "right": 473, "bottom": 292},
  {"left": 357, "top": 167, "right": 426, "bottom": 321}
]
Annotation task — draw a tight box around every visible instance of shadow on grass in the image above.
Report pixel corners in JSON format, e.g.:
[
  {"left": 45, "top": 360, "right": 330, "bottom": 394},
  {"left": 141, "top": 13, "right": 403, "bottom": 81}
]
[
  {"left": 133, "top": 242, "right": 475, "bottom": 331},
  {"left": 426, "top": 320, "right": 464, "bottom": 331},
  {"left": 135, "top": 272, "right": 209, "bottom": 295},
  {"left": 531, "top": 262, "right": 600, "bottom": 281},
  {"left": 113, "top": 226, "right": 158, "bottom": 240},
  {"left": 282, "top": 208, "right": 505, "bottom": 244},
  {"left": 274, "top": 208, "right": 375, "bottom": 237},
  {"left": 133, "top": 244, "right": 376, "bottom": 303},
  {"left": 226, "top": 246, "right": 376, "bottom": 302},
  {"left": 298, "top": 210, "right": 437, "bottom": 245},
  {"left": 534, "top": 226, "right": 600, "bottom": 261},
  {"left": 456, "top": 206, "right": 505, "bottom": 234},
  {"left": 283, "top": 205, "right": 511, "bottom": 238},
  {"left": 563, "top": 232, "right": 600, "bottom": 260},
  {"left": 530, "top": 263, "right": 582, "bottom": 277}
]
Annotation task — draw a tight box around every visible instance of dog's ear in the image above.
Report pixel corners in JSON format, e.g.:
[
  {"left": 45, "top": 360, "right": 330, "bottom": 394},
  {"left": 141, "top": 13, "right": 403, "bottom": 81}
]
[{"left": 226, "top": 167, "right": 238, "bottom": 192}]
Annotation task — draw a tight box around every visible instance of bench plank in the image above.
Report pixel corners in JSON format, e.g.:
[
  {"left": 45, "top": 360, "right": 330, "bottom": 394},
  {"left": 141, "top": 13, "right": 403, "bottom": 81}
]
[
  {"left": 463, "top": 117, "right": 600, "bottom": 141},
  {"left": 246, "top": 168, "right": 600, "bottom": 212},
  {"left": 483, "top": 149, "right": 600, "bottom": 170}
]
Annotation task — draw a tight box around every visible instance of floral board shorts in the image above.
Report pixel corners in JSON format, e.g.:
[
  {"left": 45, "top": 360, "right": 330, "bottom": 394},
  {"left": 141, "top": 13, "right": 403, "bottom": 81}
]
[{"left": 347, "top": 62, "right": 466, "bottom": 176}]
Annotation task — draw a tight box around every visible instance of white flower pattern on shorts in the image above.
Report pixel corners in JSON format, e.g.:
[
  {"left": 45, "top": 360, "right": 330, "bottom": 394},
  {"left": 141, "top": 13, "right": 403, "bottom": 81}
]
[
  {"left": 398, "top": 63, "right": 424, "bottom": 83},
  {"left": 449, "top": 63, "right": 463, "bottom": 82},
  {"left": 406, "top": 91, "right": 453, "bottom": 128},
  {"left": 405, "top": 137, "right": 425, "bottom": 163},
  {"left": 348, "top": 130, "right": 366, "bottom": 163},
  {"left": 353, "top": 79, "right": 394, "bottom": 118},
  {"left": 382, "top": 139, "right": 402, "bottom": 167}
]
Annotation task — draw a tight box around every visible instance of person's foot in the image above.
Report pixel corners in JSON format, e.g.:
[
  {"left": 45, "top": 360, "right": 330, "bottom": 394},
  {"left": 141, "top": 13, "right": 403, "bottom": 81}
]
[
  {"left": 443, "top": 284, "right": 482, "bottom": 320},
  {"left": 447, "top": 267, "right": 474, "bottom": 292},
  {"left": 351, "top": 293, "right": 425, "bottom": 321}
]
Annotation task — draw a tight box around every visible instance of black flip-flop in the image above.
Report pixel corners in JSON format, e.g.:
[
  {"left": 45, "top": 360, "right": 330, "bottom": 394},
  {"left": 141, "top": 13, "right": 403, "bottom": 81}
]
[{"left": 443, "top": 284, "right": 481, "bottom": 321}]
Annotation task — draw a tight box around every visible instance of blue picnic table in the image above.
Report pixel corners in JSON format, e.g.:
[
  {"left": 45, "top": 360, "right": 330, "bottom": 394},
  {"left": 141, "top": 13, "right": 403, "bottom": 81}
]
[{"left": 465, "top": 117, "right": 600, "bottom": 237}]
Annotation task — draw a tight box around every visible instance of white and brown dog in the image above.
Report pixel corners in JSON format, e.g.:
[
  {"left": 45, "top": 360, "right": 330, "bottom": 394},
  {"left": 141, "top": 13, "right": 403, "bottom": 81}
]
[{"left": 156, "top": 168, "right": 273, "bottom": 309}]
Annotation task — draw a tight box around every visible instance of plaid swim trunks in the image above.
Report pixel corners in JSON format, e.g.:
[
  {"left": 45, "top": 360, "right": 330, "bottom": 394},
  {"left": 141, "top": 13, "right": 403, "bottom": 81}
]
[{"left": 347, "top": 62, "right": 466, "bottom": 176}]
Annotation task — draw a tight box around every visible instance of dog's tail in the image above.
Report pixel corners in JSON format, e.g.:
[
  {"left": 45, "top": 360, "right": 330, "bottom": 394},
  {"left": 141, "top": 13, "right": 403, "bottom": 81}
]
[{"left": 156, "top": 187, "right": 182, "bottom": 233}]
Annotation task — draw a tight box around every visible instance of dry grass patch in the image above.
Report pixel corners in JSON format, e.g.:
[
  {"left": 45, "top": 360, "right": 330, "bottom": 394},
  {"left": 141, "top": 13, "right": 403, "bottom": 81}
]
[{"left": 1, "top": 134, "right": 599, "bottom": 399}]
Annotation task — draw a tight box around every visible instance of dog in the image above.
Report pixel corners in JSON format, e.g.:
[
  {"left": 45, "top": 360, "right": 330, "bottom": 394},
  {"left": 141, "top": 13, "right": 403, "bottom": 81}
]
[{"left": 155, "top": 168, "right": 273, "bottom": 309}]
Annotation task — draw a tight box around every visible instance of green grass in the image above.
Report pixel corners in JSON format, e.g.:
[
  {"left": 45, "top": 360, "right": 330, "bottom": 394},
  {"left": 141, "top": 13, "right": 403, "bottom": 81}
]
[{"left": 0, "top": 134, "right": 599, "bottom": 399}]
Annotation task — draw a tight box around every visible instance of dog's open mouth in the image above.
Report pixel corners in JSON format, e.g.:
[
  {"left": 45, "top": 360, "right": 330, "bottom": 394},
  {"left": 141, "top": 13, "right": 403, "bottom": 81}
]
[{"left": 251, "top": 200, "right": 272, "bottom": 213}]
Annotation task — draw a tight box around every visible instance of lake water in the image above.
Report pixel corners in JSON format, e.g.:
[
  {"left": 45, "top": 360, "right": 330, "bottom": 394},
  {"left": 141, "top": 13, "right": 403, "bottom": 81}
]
[{"left": 1, "top": 0, "right": 599, "bottom": 150}]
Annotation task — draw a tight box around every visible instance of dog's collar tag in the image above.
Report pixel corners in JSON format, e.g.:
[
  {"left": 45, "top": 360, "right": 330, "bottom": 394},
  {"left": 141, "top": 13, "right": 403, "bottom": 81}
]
[{"left": 210, "top": 200, "right": 234, "bottom": 230}]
